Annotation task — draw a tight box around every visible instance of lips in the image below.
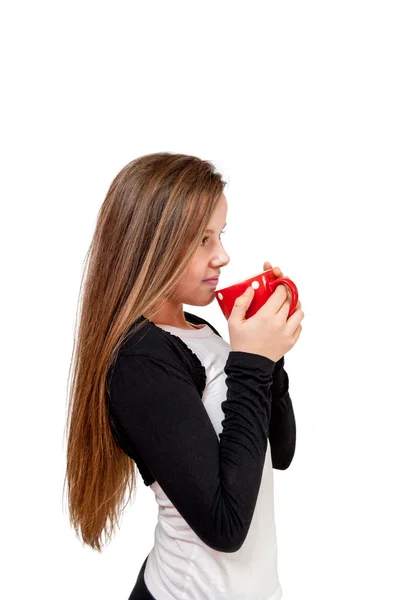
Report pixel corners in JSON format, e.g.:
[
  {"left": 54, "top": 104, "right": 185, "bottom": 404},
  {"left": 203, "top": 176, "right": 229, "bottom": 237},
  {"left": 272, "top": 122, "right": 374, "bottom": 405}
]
[{"left": 203, "top": 277, "right": 219, "bottom": 282}]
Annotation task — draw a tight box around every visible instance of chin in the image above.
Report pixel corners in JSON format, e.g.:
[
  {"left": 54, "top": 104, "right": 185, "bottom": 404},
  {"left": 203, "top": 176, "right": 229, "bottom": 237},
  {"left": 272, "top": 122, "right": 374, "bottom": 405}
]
[{"left": 185, "top": 295, "right": 216, "bottom": 308}]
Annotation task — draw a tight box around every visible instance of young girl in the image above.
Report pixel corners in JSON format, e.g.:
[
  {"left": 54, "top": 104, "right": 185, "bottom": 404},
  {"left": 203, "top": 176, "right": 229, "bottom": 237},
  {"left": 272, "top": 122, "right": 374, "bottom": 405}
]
[{"left": 64, "top": 152, "right": 304, "bottom": 600}]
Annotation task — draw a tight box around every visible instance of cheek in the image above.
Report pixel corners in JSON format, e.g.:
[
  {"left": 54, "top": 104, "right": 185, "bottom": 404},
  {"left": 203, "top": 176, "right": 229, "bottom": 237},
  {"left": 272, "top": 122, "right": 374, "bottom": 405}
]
[
  {"left": 184, "top": 262, "right": 203, "bottom": 282},
  {"left": 176, "top": 270, "right": 199, "bottom": 292}
]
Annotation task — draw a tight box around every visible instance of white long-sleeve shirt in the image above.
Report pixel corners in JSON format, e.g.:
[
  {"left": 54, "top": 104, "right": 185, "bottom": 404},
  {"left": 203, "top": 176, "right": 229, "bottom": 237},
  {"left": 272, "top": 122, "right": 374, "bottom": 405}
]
[{"left": 107, "top": 312, "right": 296, "bottom": 599}]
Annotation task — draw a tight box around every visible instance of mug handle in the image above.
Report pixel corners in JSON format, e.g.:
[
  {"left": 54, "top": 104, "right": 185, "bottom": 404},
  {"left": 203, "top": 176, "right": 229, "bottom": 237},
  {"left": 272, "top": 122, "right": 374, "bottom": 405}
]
[{"left": 269, "top": 277, "right": 298, "bottom": 317}]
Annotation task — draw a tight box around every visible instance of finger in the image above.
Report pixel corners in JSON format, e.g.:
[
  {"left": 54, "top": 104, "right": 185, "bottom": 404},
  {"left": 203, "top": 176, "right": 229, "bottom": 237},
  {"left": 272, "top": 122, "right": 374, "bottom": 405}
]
[
  {"left": 290, "top": 293, "right": 301, "bottom": 306},
  {"left": 286, "top": 289, "right": 301, "bottom": 310},
  {"left": 261, "top": 284, "right": 288, "bottom": 315},
  {"left": 265, "top": 263, "right": 288, "bottom": 286}
]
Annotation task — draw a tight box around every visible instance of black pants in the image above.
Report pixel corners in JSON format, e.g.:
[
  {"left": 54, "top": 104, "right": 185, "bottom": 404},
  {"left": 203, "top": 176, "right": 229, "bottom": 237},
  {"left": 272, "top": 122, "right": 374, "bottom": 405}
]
[{"left": 128, "top": 555, "right": 157, "bottom": 600}]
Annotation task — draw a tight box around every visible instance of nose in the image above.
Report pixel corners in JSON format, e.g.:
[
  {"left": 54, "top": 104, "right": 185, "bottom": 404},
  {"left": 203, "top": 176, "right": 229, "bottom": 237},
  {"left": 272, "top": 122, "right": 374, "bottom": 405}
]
[{"left": 214, "top": 250, "right": 230, "bottom": 269}]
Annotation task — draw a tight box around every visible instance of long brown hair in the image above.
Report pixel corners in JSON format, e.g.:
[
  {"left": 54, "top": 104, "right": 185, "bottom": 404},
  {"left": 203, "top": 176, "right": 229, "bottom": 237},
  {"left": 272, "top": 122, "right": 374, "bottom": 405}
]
[{"left": 63, "top": 152, "right": 227, "bottom": 551}]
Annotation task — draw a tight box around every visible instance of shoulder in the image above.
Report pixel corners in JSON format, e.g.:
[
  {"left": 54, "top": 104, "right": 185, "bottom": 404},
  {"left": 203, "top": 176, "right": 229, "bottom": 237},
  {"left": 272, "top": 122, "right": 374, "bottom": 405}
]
[
  {"left": 116, "top": 315, "right": 207, "bottom": 393},
  {"left": 119, "top": 316, "right": 171, "bottom": 357}
]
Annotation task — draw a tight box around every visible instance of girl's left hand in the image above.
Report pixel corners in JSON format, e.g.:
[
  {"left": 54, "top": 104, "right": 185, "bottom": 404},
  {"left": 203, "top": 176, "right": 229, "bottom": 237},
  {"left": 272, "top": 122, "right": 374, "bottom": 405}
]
[{"left": 263, "top": 261, "right": 301, "bottom": 310}]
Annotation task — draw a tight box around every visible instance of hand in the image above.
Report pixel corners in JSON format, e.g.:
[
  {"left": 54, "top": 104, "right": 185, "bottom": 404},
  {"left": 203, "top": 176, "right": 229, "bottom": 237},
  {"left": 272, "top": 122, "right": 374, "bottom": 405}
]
[{"left": 263, "top": 261, "right": 301, "bottom": 310}]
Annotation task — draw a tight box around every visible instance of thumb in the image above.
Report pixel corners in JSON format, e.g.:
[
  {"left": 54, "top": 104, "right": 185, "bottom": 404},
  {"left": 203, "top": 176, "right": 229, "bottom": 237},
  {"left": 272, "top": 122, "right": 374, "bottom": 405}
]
[{"left": 229, "top": 286, "right": 254, "bottom": 321}]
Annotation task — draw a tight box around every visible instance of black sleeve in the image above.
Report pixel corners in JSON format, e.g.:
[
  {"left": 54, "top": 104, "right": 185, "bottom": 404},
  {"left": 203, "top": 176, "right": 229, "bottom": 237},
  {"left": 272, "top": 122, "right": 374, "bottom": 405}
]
[
  {"left": 109, "top": 350, "right": 276, "bottom": 553},
  {"left": 270, "top": 357, "right": 297, "bottom": 470}
]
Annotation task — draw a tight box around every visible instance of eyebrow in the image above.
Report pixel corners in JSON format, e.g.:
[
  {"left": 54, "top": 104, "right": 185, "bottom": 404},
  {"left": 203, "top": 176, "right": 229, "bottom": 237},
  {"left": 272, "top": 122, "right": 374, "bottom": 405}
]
[{"left": 205, "top": 222, "right": 227, "bottom": 233}]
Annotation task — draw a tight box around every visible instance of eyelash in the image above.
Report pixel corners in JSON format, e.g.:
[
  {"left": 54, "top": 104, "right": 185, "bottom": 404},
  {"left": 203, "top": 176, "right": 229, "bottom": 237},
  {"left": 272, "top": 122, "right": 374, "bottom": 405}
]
[{"left": 201, "top": 230, "right": 226, "bottom": 247}]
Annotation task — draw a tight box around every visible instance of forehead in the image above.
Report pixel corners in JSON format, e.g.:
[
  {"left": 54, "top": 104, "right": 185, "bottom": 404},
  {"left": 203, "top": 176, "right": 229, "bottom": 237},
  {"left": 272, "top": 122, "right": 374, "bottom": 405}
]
[
  {"left": 205, "top": 222, "right": 227, "bottom": 233},
  {"left": 205, "top": 194, "right": 228, "bottom": 232}
]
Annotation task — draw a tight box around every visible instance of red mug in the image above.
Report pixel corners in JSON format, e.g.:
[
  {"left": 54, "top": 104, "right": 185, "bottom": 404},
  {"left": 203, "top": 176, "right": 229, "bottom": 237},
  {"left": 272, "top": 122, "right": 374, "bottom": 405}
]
[{"left": 214, "top": 268, "right": 299, "bottom": 320}]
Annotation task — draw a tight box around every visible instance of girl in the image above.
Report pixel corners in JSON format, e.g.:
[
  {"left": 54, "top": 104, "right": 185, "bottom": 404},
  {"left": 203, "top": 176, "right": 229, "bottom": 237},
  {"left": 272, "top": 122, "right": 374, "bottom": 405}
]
[{"left": 64, "top": 152, "right": 304, "bottom": 599}]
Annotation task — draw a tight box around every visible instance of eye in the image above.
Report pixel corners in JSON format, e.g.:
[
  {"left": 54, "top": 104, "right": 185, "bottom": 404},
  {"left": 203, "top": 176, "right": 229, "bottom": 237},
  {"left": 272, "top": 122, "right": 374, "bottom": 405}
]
[{"left": 201, "top": 229, "right": 226, "bottom": 247}]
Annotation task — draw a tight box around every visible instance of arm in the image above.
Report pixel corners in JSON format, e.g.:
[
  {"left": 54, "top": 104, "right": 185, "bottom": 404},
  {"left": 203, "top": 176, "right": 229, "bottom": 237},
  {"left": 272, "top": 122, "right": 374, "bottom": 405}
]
[
  {"left": 269, "top": 356, "right": 296, "bottom": 470},
  {"left": 108, "top": 350, "right": 276, "bottom": 553}
]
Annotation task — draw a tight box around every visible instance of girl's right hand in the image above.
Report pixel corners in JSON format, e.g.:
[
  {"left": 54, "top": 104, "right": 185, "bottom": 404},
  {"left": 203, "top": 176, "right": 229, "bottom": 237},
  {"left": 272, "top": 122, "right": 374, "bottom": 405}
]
[{"left": 228, "top": 285, "right": 304, "bottom": 363}]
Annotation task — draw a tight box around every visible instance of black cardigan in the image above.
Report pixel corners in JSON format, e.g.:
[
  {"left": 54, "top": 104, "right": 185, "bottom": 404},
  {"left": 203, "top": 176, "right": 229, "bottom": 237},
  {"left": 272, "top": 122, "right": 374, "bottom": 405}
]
[{"left": 106, "top": 311, "right": 296, "bottom": 553}]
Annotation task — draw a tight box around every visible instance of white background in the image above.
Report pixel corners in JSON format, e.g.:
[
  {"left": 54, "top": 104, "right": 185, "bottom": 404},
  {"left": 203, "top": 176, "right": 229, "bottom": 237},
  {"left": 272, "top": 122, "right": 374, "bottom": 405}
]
[{"left": 1, "top": 1, "right": 400, "bottom": 598}]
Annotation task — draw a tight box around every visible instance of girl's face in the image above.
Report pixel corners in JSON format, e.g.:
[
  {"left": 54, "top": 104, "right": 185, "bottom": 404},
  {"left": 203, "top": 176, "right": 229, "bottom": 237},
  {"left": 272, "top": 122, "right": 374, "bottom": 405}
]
[{"left": 174, "top": 193, "right": 230, "bottom": 307}]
